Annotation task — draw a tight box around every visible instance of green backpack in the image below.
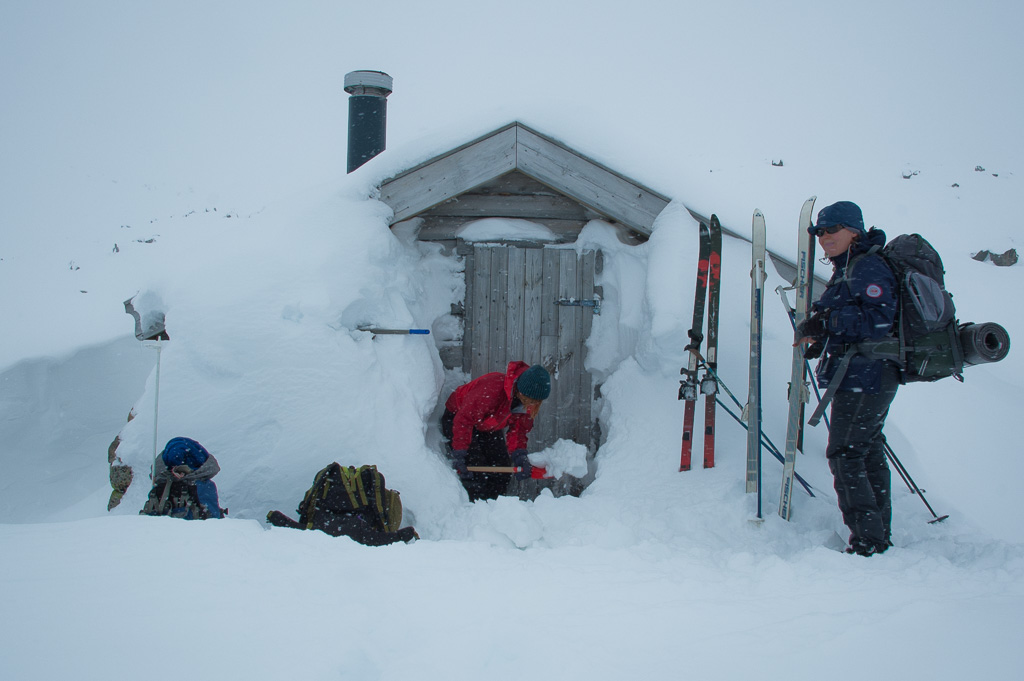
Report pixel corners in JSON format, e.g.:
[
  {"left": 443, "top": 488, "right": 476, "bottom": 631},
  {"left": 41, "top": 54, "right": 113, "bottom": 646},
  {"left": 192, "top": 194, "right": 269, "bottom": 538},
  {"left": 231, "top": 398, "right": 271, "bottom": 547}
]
[{"left": 298, "top": 463, "right": 403, "bottom": 533}]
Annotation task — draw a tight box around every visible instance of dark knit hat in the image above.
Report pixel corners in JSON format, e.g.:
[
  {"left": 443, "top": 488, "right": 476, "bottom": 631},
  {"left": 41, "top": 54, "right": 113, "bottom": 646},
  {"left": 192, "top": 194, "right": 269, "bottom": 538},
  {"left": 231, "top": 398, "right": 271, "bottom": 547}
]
[
  {"left": 811, "top": 201, "right": 865, "bottom": 236},
  {"left": 516, "top": 365, "right": 551, "bottom": 401}
]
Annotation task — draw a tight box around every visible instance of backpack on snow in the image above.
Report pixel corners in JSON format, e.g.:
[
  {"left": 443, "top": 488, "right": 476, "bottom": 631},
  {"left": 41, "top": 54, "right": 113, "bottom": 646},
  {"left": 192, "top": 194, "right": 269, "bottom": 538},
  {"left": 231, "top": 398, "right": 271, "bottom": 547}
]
[
  {"left": 808, "top": 233, "right": 1010, "bottom": 425},
  {"left": 266, "top": 463, "right": 415, "bottom": 545},
  {"left": 297, "top": 463, "right": 404, "bottom": 533},
  {"left": 141, "top": 479, "right": 223, "bottom": 519}
]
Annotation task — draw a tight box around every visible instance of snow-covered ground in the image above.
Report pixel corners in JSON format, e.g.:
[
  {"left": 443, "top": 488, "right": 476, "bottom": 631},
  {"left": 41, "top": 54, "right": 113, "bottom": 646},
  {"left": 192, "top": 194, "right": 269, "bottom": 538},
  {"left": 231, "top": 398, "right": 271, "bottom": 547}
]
[{"left": 2, "top": 3, "right": 1023, "bottom": 680}]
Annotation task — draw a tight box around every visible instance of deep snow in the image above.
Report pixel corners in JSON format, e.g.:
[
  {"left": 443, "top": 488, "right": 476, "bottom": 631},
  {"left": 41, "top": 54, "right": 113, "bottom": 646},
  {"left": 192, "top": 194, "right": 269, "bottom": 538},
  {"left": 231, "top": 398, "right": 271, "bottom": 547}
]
[{"left": 2, "top": 2, "right": 1024, "bottom": 680}]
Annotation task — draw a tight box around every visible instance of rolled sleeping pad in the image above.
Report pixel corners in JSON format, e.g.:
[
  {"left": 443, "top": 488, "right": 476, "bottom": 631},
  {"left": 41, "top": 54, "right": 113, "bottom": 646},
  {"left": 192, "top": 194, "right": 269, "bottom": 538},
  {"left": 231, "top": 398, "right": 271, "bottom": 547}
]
[{"left": 960, "top": 322, "right": 1011, "bottom": 365}]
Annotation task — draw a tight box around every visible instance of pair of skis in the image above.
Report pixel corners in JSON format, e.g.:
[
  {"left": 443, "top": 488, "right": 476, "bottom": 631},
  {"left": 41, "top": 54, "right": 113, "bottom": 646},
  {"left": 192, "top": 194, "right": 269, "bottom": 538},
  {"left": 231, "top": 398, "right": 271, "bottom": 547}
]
[
  {"left": 736, "top": 200, "right": 815, "bottom": 520},
  {"left": 679, "top": 216, "right": 722, "bottom": 471},
  {"left": 744, "top": 202, "right": 815, "bottom": 520},
  {"left": 778, "top": 197, "right": 818, "bottom": 521}
]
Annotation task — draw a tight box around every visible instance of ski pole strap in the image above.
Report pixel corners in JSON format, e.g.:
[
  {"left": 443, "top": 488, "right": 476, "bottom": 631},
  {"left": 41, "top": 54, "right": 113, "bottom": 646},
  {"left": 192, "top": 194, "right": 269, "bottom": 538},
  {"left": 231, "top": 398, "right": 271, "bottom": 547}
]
[{"left": 807, "top": 352, "right": 854, "bottom": 427}]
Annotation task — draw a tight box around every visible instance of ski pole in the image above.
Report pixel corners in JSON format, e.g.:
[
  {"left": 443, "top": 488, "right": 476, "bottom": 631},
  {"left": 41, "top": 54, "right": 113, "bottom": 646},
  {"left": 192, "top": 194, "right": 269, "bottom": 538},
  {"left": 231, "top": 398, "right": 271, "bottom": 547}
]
[
  {"left": 684, "top": 347, "right": 816, "bottom": 497},
  {"left": 144, "top": 340, "right": 165, "bottom": 480},
  {"left": 716, "top": 397, "right": 815, "bottom": 497},
  {"left": 692, "top": 352, "right": 779, "bottom": 454},
  {"left": 882, "top": 443, "right": 949, "bottom": 523},
  {"left": 699, "top": 356, "right": 796, "bottom": 468}
]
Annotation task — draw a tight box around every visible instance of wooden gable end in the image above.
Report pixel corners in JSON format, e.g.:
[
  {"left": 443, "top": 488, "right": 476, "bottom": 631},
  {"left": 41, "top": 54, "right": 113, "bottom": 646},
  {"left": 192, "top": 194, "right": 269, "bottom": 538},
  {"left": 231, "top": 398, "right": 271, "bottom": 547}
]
[{"left": 379, "top": 123, "right": 670, "bottom": 239}]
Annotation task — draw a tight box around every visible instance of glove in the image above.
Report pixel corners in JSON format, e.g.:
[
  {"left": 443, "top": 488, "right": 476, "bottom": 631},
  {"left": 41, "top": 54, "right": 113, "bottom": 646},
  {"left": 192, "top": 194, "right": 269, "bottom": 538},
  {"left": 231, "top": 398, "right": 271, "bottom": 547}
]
[
  {"left": 794, "top": 307, "right": 827, "bottom": 339},
  {"left": 510, "top": 450, "right": 532, "bottom": 481},
  {"left": 803, "top": 341, "right": 824, "bottom": 360},
  {"left": 797, "top": 309, "right": 829, "bottom": 341},
  {"left": 171, "top": 464, "right": 192, "bottom": 479},
  {"left": 451, "top": 450, "right": 470, "bottom": 478}
]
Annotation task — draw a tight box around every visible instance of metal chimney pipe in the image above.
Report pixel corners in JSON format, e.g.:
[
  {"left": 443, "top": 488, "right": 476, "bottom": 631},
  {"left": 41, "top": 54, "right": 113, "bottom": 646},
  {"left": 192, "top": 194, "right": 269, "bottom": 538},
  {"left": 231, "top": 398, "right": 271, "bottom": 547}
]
[{"left": 344, "top": 70, "right": 393, "bottom": 173}]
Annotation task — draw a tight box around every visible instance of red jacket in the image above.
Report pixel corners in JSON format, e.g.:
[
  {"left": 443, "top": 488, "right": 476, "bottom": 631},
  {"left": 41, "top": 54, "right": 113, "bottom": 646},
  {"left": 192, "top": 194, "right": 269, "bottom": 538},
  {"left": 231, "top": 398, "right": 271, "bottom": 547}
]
[{"left": 444, "top": 361, "right": 535, "bottom": 453}]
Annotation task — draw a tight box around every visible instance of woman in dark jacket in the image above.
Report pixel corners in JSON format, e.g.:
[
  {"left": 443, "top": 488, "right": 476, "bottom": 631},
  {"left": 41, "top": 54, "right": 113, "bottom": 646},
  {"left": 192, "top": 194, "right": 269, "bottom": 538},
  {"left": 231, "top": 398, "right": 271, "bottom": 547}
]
[{"left": 798, "top": 201, "right": 899, "bottom": 556}]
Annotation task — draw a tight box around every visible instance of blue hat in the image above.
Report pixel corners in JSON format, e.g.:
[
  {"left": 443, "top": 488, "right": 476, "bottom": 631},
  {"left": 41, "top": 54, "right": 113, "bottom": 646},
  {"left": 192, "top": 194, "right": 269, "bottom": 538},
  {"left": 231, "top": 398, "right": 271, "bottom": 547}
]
[
  {"left": 161, "top": 437, "right": 210, "bottom": 469},
  {"left": 516, "top": 365, "right": 551, "bottom": 401},
  {"left": 811, "top": 201, "right": 865, "bottom": 235}
]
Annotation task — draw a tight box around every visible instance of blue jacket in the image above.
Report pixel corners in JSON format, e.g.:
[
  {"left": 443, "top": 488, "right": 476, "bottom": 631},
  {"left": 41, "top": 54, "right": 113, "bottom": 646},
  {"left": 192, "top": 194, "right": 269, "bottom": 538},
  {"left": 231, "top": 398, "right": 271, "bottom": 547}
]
[{"left": 812, "top": 228, "right": 898, "bottom": 393}]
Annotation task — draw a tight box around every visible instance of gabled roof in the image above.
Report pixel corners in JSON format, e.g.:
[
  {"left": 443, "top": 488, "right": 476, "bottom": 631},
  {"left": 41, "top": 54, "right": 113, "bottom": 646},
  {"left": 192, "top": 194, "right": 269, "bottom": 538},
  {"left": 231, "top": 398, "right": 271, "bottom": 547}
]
[{"left": 379, "top": 122, "right": 671, "bottom": 237}]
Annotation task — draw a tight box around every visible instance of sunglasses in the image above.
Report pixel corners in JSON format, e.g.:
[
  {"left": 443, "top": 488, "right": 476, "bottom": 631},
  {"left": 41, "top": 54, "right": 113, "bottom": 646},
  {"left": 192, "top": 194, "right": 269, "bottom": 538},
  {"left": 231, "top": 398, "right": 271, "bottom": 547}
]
[{"left": 812, "top": 223, "right": 848, "bottom": 237}]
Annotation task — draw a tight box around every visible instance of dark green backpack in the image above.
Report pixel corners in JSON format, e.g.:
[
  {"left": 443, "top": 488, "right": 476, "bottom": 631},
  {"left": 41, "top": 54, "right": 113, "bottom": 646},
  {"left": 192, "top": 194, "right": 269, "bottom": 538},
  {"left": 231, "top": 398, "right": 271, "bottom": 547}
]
[
  {"left": 298, "top": 463, "right": 403, "bottom": 533},
  {"left": 809, "top": 234, "right": 1009, "bottom": 425},
  {"left": 874, "top": 233, "right": 962, "bottom": 382}
]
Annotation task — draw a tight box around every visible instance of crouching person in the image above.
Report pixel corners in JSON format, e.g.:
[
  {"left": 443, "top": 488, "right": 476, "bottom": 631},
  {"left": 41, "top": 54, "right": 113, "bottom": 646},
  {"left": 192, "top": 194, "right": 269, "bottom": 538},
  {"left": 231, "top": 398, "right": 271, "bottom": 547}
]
[
  {"left": 141, "top": 437, "right": 225, "bottom": 519},
  {"left": 441, "top": 362, "right": 551, "bottom": 501}
]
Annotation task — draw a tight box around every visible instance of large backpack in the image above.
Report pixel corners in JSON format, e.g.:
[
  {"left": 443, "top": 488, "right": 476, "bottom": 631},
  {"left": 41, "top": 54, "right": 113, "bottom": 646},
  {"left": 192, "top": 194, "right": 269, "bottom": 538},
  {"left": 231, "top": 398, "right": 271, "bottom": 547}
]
[
  {"left": 808, "top": 233, "right": 1009, "bottom": 425},
  {"left": 297, "top": 463, "right": 403, "bottom": 534},
  {"left": 875, "top": 233, "right": 962, "bottom": 382},
  {"left": 850, "top": 233, "right": 1010, "bottom": 382},
  {"left": 141, "top": 479, "right": 223, "bottom": 519}
]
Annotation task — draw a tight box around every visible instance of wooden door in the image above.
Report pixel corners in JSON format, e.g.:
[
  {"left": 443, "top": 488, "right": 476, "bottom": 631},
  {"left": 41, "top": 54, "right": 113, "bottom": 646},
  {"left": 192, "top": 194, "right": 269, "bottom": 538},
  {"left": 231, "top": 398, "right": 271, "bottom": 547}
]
[{"left": 463, "top": 243, "right": 598, "bottom": 452}]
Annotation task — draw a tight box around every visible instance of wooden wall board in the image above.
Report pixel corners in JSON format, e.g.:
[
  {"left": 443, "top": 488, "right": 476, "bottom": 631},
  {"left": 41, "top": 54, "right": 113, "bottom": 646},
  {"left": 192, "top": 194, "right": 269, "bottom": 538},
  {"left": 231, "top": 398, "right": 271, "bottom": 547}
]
[{"left": 382, "top": 127, "right": 517, "bottom": 224}]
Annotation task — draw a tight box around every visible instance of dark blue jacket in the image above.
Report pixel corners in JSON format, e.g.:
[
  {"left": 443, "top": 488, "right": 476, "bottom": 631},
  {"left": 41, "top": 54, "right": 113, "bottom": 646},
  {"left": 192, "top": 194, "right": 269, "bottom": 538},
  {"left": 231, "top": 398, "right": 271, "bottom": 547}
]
[{"left": 812, "top": 228, "right": 898, "bottom": 393}]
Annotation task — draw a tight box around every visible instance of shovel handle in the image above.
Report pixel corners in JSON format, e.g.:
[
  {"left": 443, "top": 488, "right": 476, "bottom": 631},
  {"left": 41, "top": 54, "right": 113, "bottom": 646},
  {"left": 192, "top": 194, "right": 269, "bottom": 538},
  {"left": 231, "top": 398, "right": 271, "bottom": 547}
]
[{"left": 466, "top": 466, "right": 522, "bottom": 474}]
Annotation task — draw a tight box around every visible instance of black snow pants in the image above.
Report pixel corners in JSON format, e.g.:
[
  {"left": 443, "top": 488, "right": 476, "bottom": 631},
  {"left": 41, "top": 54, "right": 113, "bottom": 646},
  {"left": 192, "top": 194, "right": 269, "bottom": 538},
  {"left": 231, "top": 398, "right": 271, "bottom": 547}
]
[
  {"left": 441, "top": 409, "right": 512, "bottom": 501},
  {"left": 826, "top": 362, "right": 900, "bottom": 550}
]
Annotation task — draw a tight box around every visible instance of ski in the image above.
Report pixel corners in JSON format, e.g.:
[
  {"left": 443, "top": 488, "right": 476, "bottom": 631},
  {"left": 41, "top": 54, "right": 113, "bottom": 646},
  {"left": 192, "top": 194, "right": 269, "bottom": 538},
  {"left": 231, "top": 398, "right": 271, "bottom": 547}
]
[
  {"left": 679, "top": 221, "right": 712, "bottom": 471},
  {"left": 779, "top": 196, "right": 817, "bottom": 521},
  {"left": 746, "top": 211, "right": 767, "bottom": 516},
  {"left": 701, "top": 216, "right": 723, "bottom": 469}
]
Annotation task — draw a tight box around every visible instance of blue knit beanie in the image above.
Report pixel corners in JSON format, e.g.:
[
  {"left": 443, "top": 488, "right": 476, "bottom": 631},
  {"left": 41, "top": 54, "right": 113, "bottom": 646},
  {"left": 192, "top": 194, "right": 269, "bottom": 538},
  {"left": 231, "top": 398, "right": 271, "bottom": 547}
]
[
  {"left": 811, "top": 201, "right": 865, "bottom": 235},
  {"left": 516, "top": 365, "right": 551, "bottom": 401},
  {"left": 161, "top": 437, "right": 210, "bottom": 469}
]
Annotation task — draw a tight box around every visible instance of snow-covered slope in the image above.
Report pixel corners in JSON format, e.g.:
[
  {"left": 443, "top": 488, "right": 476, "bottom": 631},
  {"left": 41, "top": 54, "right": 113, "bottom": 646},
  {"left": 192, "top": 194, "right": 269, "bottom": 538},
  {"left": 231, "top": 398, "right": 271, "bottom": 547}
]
[{"left": 2, "top": 3, "right": 1023, "bottom": 680}]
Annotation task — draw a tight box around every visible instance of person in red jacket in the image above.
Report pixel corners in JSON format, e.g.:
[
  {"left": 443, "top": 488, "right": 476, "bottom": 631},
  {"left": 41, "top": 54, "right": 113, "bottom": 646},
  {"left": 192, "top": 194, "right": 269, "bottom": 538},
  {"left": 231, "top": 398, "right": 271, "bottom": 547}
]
[{"left": 441, "top": 362, "right": 551, "bottom": 501}]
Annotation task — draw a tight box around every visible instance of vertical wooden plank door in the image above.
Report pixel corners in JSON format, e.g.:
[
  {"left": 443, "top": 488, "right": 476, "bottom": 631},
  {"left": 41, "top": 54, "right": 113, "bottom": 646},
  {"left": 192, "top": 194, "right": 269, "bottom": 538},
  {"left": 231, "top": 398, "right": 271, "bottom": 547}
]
[{"left": 464, "top": 243, "right": 597, "bottom": 452}]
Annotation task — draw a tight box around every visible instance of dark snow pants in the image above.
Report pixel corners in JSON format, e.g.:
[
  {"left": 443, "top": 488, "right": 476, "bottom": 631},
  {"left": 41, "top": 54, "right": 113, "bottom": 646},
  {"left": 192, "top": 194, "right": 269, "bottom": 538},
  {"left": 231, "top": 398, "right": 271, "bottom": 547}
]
[
  {"left": 441, "top": 409, "right": 512, "bottom": 501},
  {"left": 826, "top": 363, "right": 900, "bottom": 549}
]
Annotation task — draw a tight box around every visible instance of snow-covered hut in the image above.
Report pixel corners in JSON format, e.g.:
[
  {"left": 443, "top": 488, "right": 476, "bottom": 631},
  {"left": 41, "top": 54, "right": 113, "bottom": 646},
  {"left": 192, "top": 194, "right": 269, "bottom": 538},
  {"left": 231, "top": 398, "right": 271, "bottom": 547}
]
[{"left": 378, "top": 122, "right": 670, "bottom": 452}]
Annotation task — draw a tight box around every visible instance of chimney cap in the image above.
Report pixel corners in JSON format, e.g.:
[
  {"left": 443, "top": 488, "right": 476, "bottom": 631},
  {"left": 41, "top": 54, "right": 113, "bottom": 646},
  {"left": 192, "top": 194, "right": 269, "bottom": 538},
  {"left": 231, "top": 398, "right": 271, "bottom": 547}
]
[{"left": 344, "top": 70, "right": 393, "bottom": 95}]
